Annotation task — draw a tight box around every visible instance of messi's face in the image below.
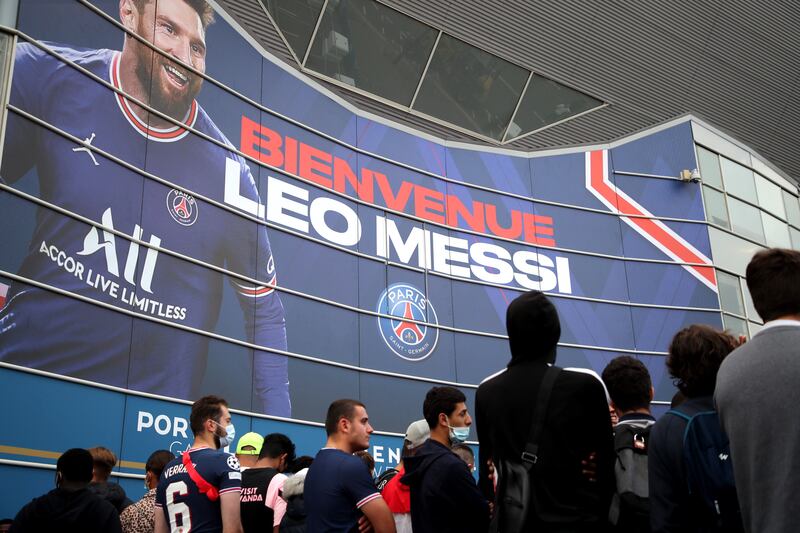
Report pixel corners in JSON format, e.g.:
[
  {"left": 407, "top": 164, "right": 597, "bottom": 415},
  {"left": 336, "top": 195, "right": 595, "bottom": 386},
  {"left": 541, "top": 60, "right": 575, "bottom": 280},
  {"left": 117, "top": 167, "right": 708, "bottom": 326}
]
[{"left": 129, "top": 0, "right": 206, "bottom": 120}]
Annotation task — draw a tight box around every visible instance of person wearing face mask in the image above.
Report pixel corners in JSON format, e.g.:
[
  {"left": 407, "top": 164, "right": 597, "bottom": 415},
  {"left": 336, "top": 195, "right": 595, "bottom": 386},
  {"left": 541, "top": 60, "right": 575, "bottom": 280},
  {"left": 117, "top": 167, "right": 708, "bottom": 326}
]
[
  {"left": 120, "top": 449, "right": 175, "bottom": 533},
  {"left": 11, "top": 448, "right": 122, "bottom": 532},
  {"left": 239, "top": 433, "right": 296, "bottom": 533},
  {"left": 154, "top": 395, "right": 244, "bottom": 533},
  {"left": 401, "top": 386, "right": 490, "bottom": 533}
]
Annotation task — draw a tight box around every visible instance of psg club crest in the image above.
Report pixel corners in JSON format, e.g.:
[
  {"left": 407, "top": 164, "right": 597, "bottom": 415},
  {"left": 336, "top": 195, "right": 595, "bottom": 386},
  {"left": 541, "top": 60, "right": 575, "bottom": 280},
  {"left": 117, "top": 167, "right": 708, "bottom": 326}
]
[
  {"left": 166, "top": 189, "right": 198, "bottom": 226},
  {"left": 377, "top": 283, "right": 439, "bottom": 361}
]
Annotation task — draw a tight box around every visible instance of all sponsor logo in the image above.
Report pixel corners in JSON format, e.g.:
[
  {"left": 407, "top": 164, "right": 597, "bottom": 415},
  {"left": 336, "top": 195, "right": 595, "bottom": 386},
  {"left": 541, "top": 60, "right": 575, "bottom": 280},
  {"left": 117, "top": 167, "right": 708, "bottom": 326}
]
[
  {"left": 377, "top": 283, "right": 438, "bottom": 361},
  {"left": 167, "top": 189, "right": 198, "bottom": 226}
]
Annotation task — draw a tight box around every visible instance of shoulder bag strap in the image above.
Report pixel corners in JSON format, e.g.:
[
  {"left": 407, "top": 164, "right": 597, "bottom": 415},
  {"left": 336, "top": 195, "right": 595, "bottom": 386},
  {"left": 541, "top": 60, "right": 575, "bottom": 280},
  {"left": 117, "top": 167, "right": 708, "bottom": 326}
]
[
  {"left": 182, "top": 450, "right": 220, "bottom": 501},
  {"left": 521, "top": 366, "right": 561, "bottom": 470}
]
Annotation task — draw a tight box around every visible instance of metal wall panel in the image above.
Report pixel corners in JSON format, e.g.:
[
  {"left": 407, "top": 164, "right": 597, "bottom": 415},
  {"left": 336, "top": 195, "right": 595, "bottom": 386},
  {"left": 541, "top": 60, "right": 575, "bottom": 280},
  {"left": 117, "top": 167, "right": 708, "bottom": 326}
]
[{"left": 219, "top": 0, "right": 800, "bottom": 183}]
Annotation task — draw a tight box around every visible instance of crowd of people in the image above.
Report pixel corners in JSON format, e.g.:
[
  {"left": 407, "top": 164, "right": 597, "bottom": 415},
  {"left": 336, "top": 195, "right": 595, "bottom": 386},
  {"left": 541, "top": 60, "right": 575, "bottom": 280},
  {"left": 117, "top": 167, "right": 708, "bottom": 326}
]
[{"left": 5, "top": 247, "right": 799, "bottom": 532}]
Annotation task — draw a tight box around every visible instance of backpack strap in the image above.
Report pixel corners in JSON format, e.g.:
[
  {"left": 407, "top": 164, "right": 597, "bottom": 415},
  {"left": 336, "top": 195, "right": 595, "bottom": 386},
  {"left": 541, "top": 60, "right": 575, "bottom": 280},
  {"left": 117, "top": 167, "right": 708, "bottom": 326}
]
[
  {"left": 182, "top": 450, "right": 220, "bottom": 501},
  {"left": 521, "top": 366, "right": 562, "bottom": 469},
  {"left": 664, "top": 409, "right": 691, "bottom": 422}
]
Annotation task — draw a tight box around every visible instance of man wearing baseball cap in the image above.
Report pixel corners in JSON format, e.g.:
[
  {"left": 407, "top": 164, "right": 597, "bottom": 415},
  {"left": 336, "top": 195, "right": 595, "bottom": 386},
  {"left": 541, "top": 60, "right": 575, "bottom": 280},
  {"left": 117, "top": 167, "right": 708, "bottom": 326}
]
[
  {"left": 379, "top": 420, "right": 431, "bottom": 533},
  {"left": 236, "top": 433, "right": 265, "bottom": 471}
]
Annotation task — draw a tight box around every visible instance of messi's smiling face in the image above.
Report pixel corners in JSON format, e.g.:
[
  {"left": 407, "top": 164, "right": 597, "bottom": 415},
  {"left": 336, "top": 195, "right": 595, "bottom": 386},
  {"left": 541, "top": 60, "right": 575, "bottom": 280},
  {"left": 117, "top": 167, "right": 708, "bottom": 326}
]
[{"left": 131, "top": 0, "right": 207, "bottom": 120}]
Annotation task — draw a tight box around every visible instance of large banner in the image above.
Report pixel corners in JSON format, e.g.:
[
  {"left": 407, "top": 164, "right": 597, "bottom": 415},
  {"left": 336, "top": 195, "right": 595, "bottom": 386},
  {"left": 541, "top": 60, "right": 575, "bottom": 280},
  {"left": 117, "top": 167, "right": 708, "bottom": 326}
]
[{"left": 0, "top": 0, "right": 722, "bottom": 470}]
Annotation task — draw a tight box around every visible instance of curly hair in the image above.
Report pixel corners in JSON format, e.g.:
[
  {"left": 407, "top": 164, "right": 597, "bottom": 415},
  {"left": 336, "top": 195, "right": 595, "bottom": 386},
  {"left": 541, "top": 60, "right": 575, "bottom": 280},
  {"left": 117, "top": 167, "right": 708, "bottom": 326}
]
[
  {"left": 602, "top": 356, "right": 652, "bottom": 412},
  {"left": 667, "top": 325, "right": 737, "bottom": 398}
]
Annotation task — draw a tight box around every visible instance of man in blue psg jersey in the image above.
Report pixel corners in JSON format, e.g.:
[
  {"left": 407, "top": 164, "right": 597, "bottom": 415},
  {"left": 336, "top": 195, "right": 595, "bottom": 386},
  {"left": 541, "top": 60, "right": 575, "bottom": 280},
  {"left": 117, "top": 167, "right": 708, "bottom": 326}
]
[
  {"left": 0, "top": 0, "right": 290, "bottom": 415},
  {"left": 156, "top": 395, "right": 243, "bottom": 533}
]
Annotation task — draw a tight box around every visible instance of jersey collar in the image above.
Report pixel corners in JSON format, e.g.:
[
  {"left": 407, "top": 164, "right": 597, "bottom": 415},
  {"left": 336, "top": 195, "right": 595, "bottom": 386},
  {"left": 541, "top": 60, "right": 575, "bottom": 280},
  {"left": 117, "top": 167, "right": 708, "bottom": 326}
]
[{"left": 110, "top": 51, "right": 198, "bottom": 143}]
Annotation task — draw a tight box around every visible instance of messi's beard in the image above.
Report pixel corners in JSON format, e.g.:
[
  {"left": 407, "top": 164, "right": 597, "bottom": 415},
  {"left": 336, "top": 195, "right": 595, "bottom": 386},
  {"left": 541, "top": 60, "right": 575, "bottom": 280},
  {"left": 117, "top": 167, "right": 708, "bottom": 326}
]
[{"left": 133, "top": 41, "right": 201, "bottom": 122}]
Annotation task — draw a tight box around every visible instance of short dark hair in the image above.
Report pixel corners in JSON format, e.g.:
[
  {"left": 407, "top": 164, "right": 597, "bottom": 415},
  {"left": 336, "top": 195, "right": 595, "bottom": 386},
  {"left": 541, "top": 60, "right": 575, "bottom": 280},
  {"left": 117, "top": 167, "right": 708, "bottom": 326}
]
[
  {"left": 259, "top": 433, "right": 296, "bottom": 463},
  {"left": 746, "top": 248, "right": 800, "bottom": 322},
  {"left": 325, "top": 399, "right": 366, "bottom": 436},
  {"left": 288, "top": 456, "right": 314, "bottom": 474},
  {"left": 667, "top": 325, "right": 736, "bottom": 398},
  {"left": 57, "top": 448, "right": 94, "bottom": 484},
  {"left": 451, "top": 443, "right": 474, "bottom": 465},
  {"left": 602, "top": 356, "right": 652, "bottom": 413},
  {"left": 132, "top": 0, "right": 215, "bottom": 29},
  {"left": 423, "top": 386, "right": 466, "bottom": 429},
  {"left": 145, "top": 450, "right": 175, "bottom": 478},
  {"left": 355, "top": 450, "right": 375, "bottom": 473},
  {"left": 190, "top": 395, "right": 228, "bottom": 435},
  {"left": 88, "top": 447, "right": 117, "bottom": 481}
]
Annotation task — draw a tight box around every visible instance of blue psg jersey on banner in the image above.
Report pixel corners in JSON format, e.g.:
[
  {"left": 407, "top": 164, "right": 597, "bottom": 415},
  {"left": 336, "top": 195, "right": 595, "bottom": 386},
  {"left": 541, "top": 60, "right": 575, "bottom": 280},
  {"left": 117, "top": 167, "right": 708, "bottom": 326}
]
[
  {"left": 156, "top": 447, "right": 242, "bottom": 533},
  {"left": 0, "top": 43, "right": 289, "bottom": 415}
]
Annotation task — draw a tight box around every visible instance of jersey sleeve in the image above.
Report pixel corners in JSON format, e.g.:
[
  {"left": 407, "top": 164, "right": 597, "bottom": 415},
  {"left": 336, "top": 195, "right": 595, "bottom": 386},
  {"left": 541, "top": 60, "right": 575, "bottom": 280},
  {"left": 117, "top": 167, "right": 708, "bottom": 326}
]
[
  {"left": 343, "top": 457, "right": 382, "bottom": 509},
  {"left": 224, "top": 155, "right": 290, "bottom": 417},
  {"left": 216, "top": 453, "right": 243, "bottom": 496},
  {"left": 1, "top": 42, "right": 52, "bottom": 184},
  {"left": 155, "top": 474, "right": 166, "bottom": 508}
]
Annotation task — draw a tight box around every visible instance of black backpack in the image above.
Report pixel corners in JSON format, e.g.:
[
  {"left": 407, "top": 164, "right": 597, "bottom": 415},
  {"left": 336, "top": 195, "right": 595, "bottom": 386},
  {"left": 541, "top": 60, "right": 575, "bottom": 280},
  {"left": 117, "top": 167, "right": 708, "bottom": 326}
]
[
  {"left": 609, "top": 420, "right": 654, "bottom": 533},
  {"left": 665, "top": 408, "right": 743, "bottom": 532},
  {"left": 490, "top": 366, "right": 561, "bottom": 533}
]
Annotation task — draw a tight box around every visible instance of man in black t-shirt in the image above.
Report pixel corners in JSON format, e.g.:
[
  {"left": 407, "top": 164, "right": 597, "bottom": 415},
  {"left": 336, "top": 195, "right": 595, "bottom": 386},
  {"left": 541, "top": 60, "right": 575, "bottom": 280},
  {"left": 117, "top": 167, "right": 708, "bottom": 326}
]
[
  {"left": 305, "top": 399, "right": 396, "bottom": 533},
  {"left": 240, "top": 433, "right": 295, "bottom": 533}
]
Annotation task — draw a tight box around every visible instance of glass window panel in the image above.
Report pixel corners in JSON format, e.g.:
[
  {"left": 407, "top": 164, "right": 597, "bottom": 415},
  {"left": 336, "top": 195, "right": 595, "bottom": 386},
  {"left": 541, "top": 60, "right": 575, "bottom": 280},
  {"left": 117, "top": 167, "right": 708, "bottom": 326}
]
[
  {"left": 723, "top": 313, "right": 748, "bottom": 338},
  {"left": 305, "top": 0, "right": 438, "bottom": 105},
  {"left": 727, "top": 197, "right": 765, "bottom": 244},
  {"left": 703, "top": 186, "right": 729, "bottom": 229},
  {"left": 720, "top": 158, "right": 757, "bottom": 200},
  {"left": 717, "top": 270, "right": 744, "bottom": 315},
  {"left": 783, "top": 190, "right": 800, "bottom": 227},
  {"left": 755, "top": 175, "right": 786, "bottom": 219},
  {"left": 696, "top": 146, "right": 723, "bottom": 189},
  {"left": 741, "top": 278, "right": 762, "bottom": 323},
  {"left": 762, "top": 212, "right": 792, "bottom": 248},
  {"left": 748, "top": 321, "right": 763, "bottom": 337},
  {"left": 791, "top": 227, "right": 800, "bottom": 251},
  {"left": 265, "top": 0, "right": 326, "bottom": 60},
  {"left": 506, "top": 74, "right": 602, "bottom": 140},
  {"left": 413, "top": 34, "right": 529, "bottom": 140}
]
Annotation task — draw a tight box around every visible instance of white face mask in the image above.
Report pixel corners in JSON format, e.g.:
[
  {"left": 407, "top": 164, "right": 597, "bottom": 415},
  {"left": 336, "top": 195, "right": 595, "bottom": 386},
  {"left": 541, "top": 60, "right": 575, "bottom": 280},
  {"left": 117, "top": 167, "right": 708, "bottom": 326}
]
[{"left": 447, "top": 422, "right": 470, "bottom": 444}]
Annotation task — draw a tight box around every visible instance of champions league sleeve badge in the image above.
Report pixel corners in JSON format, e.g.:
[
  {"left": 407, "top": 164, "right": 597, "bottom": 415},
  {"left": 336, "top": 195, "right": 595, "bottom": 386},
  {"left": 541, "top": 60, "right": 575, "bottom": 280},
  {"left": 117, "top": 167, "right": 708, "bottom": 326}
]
[{"left": 376, "top": 283, "right": 439, "bottom": 361}]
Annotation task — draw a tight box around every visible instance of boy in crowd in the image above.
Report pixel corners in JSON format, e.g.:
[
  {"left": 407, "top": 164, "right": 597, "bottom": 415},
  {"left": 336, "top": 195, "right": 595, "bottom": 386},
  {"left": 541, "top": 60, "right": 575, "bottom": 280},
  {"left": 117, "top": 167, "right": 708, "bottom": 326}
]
[{"left": 602, "top": 356, "right": 656, "bottom": 533}]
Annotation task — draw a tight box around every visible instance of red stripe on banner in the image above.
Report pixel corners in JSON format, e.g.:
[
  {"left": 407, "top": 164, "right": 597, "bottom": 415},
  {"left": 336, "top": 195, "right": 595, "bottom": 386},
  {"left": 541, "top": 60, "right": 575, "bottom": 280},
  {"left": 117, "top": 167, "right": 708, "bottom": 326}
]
[
  {"left": 0, "top": 282, "right": 7, "bottom": 308},
  {"left": 237, "top": 275, "right": 277, "bottom": 296},
  {"left": 587, "top": 150, "right": 716, "bottom": 289}
]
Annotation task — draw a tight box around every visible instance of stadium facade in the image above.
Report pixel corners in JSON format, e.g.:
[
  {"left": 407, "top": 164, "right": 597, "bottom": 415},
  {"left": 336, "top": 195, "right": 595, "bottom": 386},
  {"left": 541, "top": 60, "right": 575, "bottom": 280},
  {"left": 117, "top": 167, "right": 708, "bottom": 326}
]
[{"left": 0, "top": 0, "right": 797, "bottom": 516}]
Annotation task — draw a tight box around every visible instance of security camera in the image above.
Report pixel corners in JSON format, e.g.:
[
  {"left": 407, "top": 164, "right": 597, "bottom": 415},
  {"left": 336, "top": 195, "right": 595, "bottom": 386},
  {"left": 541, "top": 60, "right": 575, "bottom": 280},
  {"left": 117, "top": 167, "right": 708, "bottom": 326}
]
[{"left": 679, "top": 169, "right": 701, "bottom": 183}]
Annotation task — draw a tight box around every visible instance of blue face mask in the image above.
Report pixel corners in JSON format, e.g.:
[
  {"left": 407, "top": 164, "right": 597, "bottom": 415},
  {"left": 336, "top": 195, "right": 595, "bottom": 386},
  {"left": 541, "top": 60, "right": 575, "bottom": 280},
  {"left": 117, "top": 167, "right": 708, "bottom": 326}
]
[
  {"left": 448, "top": 424, "right": 470, "bottom": 444},
  {"left": 213, "top": 420, "right": 236, "bottom": 449}
]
